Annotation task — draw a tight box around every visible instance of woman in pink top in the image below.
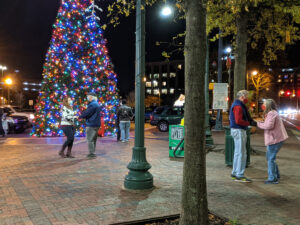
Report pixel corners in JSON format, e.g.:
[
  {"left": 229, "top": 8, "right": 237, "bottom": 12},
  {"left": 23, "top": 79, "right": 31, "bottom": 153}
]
[{"left": 256, "top": 99, "right": 288, "bottom": 184}]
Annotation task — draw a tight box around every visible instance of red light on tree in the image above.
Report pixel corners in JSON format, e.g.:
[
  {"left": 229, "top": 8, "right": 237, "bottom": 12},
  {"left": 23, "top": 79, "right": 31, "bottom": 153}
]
[{"left": 286, "top": 91, "right": 291, "bottom": 96}]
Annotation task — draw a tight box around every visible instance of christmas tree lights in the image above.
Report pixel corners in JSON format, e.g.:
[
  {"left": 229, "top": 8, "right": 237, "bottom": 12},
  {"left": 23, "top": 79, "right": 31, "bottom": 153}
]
[{"left": 31, "top": 0, "right": 119, "bottom": 137}]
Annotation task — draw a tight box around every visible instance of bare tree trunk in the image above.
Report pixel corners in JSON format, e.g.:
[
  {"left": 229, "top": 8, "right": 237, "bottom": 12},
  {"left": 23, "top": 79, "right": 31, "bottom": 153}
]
[
  {"left": 180, "top": 0, "right": 208, "bottom": 224},
  {"left": 233, "top": 12, "right": 248, "bottom": 98},
  {"left": 256, "top": 88, "right": 259, "bottom": 115}
]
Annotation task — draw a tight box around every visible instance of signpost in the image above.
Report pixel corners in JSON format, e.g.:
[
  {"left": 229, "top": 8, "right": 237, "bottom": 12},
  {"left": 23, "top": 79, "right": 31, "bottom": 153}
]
[{"left": 213, "top": 83, "right": 228, "bottom": 110}]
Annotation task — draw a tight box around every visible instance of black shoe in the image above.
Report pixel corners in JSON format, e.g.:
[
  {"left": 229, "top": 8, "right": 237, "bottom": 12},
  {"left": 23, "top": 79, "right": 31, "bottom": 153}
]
[
  {"left": 235, "top": 177, "right": 252, "bottom": 183},
  {"left": 264, "top": 180, "right": 278, "bottom": 184},
  {"left": 87, "top": 154, "right": 96, "bottom": 159}
]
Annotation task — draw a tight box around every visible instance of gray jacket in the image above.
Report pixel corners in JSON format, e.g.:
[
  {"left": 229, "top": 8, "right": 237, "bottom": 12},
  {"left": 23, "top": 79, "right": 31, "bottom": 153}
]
[{"left": 117, "top": 105, "right": 133, "bottom": 121}]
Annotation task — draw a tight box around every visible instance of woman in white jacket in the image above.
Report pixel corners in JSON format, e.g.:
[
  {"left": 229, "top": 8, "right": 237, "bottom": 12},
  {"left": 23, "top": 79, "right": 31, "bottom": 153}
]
[{"left": 59, "top": 97, "right": 77, "bottom": 158}]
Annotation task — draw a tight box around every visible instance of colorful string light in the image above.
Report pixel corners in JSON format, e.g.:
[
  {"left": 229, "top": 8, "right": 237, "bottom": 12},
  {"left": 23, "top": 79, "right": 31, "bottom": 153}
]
[{"left": 31, "top": 0, "right": 119, "bottom": 137}]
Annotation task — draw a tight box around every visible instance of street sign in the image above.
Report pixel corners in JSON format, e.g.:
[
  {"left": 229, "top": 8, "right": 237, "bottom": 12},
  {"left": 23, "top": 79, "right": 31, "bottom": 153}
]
[{"left": 213, "top": 83, "right": 228, "bottom": 110}]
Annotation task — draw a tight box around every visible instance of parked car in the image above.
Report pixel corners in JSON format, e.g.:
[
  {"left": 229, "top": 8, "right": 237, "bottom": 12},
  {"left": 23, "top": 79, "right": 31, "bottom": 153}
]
[
  {"left": 0, "top": 107, "right": 31, "bottom": 133},
  {"left": 150, "top": 105, "right": 217, "bottom": 132},
  {"left": 0, "top": 105, "right": 34, "bottom": 124},
  {"left": 131, "top": 107, "right": 155, "bottom": 122},
  {"left": 150, "top": 106, "right": 184, "bottom": 132}
]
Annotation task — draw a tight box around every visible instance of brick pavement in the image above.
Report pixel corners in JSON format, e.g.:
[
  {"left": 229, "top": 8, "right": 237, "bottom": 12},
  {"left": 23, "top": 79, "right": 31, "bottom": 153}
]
[{"left": 0, "top": 126, "right": 299, "bottom": 225}]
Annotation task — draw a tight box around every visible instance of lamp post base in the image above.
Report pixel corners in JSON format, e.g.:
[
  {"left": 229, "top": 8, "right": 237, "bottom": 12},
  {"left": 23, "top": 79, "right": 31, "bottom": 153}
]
[{"left": 124, "top": 147, "right": 153, "bottom": 190}]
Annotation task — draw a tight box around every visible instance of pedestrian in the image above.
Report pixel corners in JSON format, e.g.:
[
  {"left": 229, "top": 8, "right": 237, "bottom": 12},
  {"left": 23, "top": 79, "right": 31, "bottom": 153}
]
[
  {"left": 79, "top": 92, "right": 101, "bottom": 158},
  {"left": 59, "top": 97, "right": 77, "bottom": 158},
  {"left": 229, "top": 90, "right": 257, "bottom": 182},
  {"left": 0, "top": 108, "right": 6, "bottom": 137},
  {"left": 116, "top": 101, "right": 121, "bottom": 142},
  {"left": 117, "top": 99, "right": 133, "bottom": 142},
  {"left": 256, "top": 99, "right": 288, "bottom": 184}
]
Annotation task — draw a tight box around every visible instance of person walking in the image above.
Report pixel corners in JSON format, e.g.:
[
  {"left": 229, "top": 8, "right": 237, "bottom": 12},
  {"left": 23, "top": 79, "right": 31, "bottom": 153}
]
[
  {"left": 256, "top": 99, "right": 288, "bottom": 184},
  {"left": 59, "top": 97, "right": 77, "bottom": 158},
  {"left": 79, "top": 92, "right": 101, "bottom": 158},
  {"left": 229, "top": 90, "right": 257, "bottom": 182},
  {"left": 117, "top": 99, "right": 133, "bottom": 142}
]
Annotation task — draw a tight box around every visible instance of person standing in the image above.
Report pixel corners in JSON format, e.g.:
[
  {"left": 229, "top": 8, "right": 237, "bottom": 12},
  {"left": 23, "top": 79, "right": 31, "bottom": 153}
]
[
  {"left": 59, "top": 97, "right": 77, "bottom": 158},
  {"left": 79, "top": 92, "right": 101, "bottom": 158},
  {"left": 229, "top": 90, "right": 257, "bottom": 182},
  {"left": 256, "top": 99, "right": 288, "bottom": 184},
  {"left": 117, "top": 99, "right": 133, "bottom": 142}
]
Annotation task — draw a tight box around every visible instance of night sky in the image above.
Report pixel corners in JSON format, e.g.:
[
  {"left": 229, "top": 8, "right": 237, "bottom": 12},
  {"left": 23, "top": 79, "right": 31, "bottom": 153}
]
[
  {"left": 0, "top": 1, "right": 299, "bottom": 97},
  {"left": 0, "top": 0, "right": 185, "bottom": 97}
]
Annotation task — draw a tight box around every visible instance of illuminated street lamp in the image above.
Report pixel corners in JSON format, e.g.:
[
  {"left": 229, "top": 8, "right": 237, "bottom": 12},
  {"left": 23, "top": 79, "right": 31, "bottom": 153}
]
[
  {"left": 161, "top": 5, "right": 172, "bottom": 17},
  {"left": 5, "top": 78, "right": 13, "bottom": 104},
  {"left": 0, "top": 65, "right": 7, "bottom": 105},
  {"left": 247, "top": 70, "right": 258, "bottom": 90}
]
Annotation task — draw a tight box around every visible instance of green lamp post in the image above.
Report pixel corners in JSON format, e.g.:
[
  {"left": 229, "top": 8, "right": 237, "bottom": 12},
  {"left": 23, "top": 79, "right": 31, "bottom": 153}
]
[
  {"left": 124, "top": 0, "right": 153, "bottom": 190},
  {"left": 205, "top": 37, "right": 214, "bottom": 145}
]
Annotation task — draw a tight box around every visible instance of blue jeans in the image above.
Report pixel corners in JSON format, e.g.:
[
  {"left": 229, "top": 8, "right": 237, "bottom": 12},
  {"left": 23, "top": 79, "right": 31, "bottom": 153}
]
[
  {"left": 231, "top": 128, "right": 247, "bottom": 178},
  {"left": 119, "top": 121, "right": 130, "bottom": 141},
  {"left": 266, "top": 142, "right": 283, "bottom": 181}
]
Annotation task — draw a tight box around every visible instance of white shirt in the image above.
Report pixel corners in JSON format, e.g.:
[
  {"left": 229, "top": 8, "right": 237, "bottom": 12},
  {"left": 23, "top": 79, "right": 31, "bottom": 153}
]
[{"left": 61, "top": 106, "right": 76, "bottom": 126}]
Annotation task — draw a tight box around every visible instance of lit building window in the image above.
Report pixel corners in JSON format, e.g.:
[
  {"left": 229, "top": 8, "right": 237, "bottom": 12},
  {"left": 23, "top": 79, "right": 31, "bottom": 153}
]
[
  {"left": 153, "top": 89, "right": 160, "bottom": 95},
  {"left": 170, "top": 72, "right": 176, "bottom": 78},
  {"left": 23, "top": 88, "right": 29, "bottom": 91},
  {"left": 146, "top": 89, "right": 152, "bottom": 94},
  {"left": 154, "top": 73, "right": 159, "bottom": 78},
  {"left": 162, "top": 89, "right": 167, "bottom": 94},
  {"left": 149, "top": 74, "right": 152, "bottom": 79},
  {"left": 146, "top": 82, "right": 152, "bottom": 87},
  {"left": 170, "top": 88, "right": 175, "bottom": 94},
  {"left": 290, "top": 79, "right": 294, "bottom": 83},
  {"left": 23, "top": 82, "right": 28, "bottom": 85},
  {"left": 162, "top": 73, "right": 168, "bottom": 78},
  {"left": 153, "top": 80, "right": 158, "bottom": 87},
  {"left": 284, "top": 79, "right": 289, "bottom": 82},
  {"left": 178, "top": 64, "right": 182, "bottom": 70},
  {"left": 162, "top": 81, "right": 167, "bottom": 86},
  {"left": 277, "top": 79, "right": 282, "bottom": 82},
  {"left": 278, "top": 75, "right": 282, "bottom": 78}
]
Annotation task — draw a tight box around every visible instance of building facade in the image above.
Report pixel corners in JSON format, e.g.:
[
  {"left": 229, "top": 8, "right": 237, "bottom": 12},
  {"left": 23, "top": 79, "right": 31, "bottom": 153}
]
[
  {"left": 145, "top": 60, "right": 184, "bottom": 105},
  {"left": 276, "top": 67, "right": 300, "bottom": 110}
]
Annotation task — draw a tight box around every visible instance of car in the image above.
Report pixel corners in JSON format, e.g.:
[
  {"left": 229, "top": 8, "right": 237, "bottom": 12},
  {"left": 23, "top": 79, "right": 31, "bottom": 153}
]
[
  {"left": 0, "top": 105, "right": 34, "bottom": 124},
  {"left": 130, "top": 107, "right": 155, "bottom": 122},
  {"left": 150, "top": 106, "right": 184, "bottom": 132},
  {"left": 0, "top": 108, "right": 31, "bottom": 133},
  {"left": 150, "top": 105, "right": 217, "bottom": 132}
]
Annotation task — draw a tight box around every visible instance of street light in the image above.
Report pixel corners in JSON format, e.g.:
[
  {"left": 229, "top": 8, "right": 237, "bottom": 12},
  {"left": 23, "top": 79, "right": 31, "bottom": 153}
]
[
  {"left": 246, "top": 70, "right": 258, "bottom": 90},
  {"left": 124, "top": 0, "right": 153, "bottom": 190},
  {"left": 0, "top": 65, "right": 7, "bottom": 105},
  {"left": 5, "top": 78, "right": 13, "bottom": 104},
  {"left": 161, "top": 5, "right": 172, "bottom": 17}
]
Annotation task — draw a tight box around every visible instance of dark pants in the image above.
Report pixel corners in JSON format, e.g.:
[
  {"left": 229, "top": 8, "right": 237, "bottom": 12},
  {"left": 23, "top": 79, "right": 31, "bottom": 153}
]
[
  {"left": 62, "top": 126, "right": 75, "bottom": 149},
  {"left": 116, "top": 118, "right": 120, "bottom": 141}
]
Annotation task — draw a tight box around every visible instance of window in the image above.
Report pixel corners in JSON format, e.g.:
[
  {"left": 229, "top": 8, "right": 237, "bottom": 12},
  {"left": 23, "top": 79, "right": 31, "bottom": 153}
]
[
  {"left": 154, "top": 73, "right": 159, "bottom": 79},
  {"left": 162, "top": 81, "right": 167, "bottom": 86},
  {"left": 167, "top": 108, "right": 179, "bottom": 115},
  {"left": 153, "top": 80, "right": 158, "bottom": 87},
  {"left": 290, "top": 79, "right": 294, "bottom": 83},
  {"left": 162, "top": 73, "right": 168, "bottom": 78},
  {"left": 153, "top": 89, "right": 160, "bottom": 95},
  {"left": 284, "top": 75, "right": 289, "bottom": 79},
  {"left": 278, "top": 75, "right": 282, "bottom": 78},
  {"left": 170, "top": 72, "right": 176, "bottom": 78},
  {"left": 178, "top": 64, "right": 182, "bottom": 70},
  {"left": 162, "top": 89, "right": 167, "bottom": 94},
  {"left": 277, "top": 79, "right": 282, "bottom": 83},
  {"left": 146, "top": 82, "right": 152, "bottom": 87},
  {"left": 170, "top": 88, "right": 175, "bottom": 94},
  {"left": 146, "top": 89, "right": 152, "bottom": 94}
]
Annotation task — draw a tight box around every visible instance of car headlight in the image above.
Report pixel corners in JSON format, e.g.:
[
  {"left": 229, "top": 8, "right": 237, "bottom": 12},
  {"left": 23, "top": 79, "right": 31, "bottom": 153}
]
[{"left": 29, "top": 114, "right": 35, "bottom": 119}]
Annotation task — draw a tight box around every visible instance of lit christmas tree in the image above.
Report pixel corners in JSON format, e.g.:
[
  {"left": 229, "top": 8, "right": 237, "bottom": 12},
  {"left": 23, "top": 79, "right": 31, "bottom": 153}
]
[{"left": 32, "top": 0, "right": 119, "bottom": 137}]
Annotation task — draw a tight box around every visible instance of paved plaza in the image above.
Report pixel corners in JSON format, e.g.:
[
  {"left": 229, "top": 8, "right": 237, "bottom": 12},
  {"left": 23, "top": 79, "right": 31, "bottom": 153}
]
[{"left": 0, "top": 125, "right": 299, "bottom": 225}]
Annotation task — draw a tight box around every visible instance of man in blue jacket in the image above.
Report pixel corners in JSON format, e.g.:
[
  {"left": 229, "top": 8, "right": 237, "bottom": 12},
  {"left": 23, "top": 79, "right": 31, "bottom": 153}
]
[{"left": 79, "top": 92, "right": 101, "bottom": 158}]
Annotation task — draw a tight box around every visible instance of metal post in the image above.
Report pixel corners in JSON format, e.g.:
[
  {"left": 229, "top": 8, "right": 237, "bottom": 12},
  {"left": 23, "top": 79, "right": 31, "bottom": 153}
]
[
  {"left": 124, "top": 0, "right": 153, "bottom": 190},
  {"left": 205, "top": 36, "right": 213, "bottom": 145},
  {"left": 1, "top": 70, "right": 3, "bottom": 105},
  {"left": 214, "top": 29, "right": 223, "bottom": 130}
]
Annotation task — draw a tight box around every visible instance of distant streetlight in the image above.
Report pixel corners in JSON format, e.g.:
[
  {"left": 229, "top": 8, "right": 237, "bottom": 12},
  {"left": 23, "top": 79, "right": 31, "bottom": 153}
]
[
  {"left": 247, "top": 70, "right": 258, "bottom": 90},
  {"left": 252, "top": 70, "right": 258, "bottom": 76},
  {"left": 225, "top": 47, "right": 232, "bottom": 54},
  {"left": 0, "top": 65, "right": 7, "bottom": 105},
  {"left": 161, "top": 5, "right": 172, "bottom": 17},
  {"left": 5, "top": 78, "right": 13, "bottom": 104}
]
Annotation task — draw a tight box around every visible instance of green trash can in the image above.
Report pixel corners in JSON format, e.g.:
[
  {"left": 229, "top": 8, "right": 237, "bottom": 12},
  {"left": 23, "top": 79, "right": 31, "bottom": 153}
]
[
  {"left": 224, "top": 126, "right": 251, "bottom": 166},
  {"left": 169, "top": 125, "right": 184, "bottom": 158}
]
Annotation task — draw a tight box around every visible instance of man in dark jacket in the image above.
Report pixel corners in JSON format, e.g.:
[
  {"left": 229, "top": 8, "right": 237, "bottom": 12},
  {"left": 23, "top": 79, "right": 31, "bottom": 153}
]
[
  {"left": 117, "top": 99, "right": 133, "bottom": 142},
  {"left": 230, "top": 90, "right": 257, "bottom": 182},
  {"left": 79, "top": 92, "right": 101, "bottom": 158}
]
